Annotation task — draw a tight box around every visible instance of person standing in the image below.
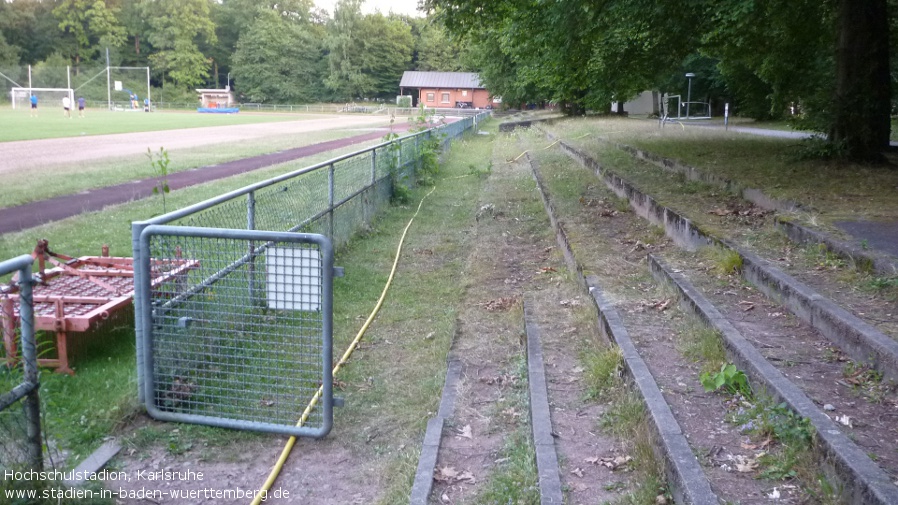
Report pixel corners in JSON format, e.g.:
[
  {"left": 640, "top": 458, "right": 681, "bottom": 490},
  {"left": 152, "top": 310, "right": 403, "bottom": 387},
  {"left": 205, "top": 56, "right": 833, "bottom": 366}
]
[
  {"left": 78, "top": 96, "right": 86, "bottom": 117},
  {"left": 29, "top": 94, "right": 37, "bottom": 117},
  {"left": 62, "top": 95, "right": 71, "bottom": 118}
]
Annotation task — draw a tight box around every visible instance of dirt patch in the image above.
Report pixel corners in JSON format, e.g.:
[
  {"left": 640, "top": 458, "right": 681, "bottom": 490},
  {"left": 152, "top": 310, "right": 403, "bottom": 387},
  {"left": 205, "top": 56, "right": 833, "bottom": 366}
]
[
  {"left": 661, "top": 247, "right": 898, "bottom": 482},
  {"left": 429, "top": 135, "right": 546, "bottom": 504},
  {"left": 526, "top": 143, "right": 814, "bottom": 503}
]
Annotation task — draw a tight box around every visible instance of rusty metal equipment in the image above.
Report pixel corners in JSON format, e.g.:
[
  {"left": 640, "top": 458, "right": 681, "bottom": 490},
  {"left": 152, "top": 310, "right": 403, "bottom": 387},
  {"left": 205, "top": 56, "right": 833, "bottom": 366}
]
[{"left": 1, "top": 240, "right": 195, "bottom": 374}]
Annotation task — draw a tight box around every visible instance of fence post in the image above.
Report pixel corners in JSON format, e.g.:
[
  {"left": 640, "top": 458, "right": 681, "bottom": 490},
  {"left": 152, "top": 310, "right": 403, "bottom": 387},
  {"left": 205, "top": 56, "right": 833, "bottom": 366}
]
[
  {"left": 371, "top": 148, "right": 377, "bottom": 185},
  {"left": 18, "top": 261, "right": 43, "bottom": 471},
  {"left": 328, "top": 163, "right": 335, "bottom": 241},
  {"left": 415, "top": 135, "right": 420, "bottom": 174},
  {"left": 132, "top": 222, "right": 147, "bottom": 403},
  {"left": 247, "top": 191, "right": 257, "bottom": 302}
]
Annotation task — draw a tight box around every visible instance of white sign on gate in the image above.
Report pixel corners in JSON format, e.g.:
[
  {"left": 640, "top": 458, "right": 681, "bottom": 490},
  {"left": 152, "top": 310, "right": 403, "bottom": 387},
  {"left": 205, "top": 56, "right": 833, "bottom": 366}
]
[
  {"left": 265, "top": 247, "right": 322, "bottom": 311},
  {"left": 114, "top": 81, "right": 123, "bottom": 91}
]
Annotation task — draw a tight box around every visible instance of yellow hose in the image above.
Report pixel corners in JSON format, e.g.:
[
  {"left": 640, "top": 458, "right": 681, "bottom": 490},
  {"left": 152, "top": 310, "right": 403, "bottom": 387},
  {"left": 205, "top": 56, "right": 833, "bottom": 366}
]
[{"left": 250, "top": 186, "right": 438, "bottom": 505}]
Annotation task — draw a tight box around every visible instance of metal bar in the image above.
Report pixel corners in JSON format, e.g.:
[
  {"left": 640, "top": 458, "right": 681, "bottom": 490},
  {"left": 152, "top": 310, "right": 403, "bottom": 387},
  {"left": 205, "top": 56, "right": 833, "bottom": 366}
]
[
  {"left": 247, "top": 191, "right": 256, "bottom": 303},
  {"left": 132, "top": 222, "right": 148, "bottom": 403},
  {"left": 328, "top": 163, "right": 335, "bottom": 241},
  {"left": 0, "top": 381, "right": 36, "bottom": 411},
  {"left": 138, "top": 225, "right": 334, "bottom": 437},
  {"left": 18, "top": 260, "right": 43, "bottom": 469}
]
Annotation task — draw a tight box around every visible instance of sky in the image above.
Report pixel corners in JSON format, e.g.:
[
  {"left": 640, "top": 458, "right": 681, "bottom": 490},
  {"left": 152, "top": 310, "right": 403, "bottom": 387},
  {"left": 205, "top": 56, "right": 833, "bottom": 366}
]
[{"left": 315, "top": 0, "right": 425, "bottom": 17}]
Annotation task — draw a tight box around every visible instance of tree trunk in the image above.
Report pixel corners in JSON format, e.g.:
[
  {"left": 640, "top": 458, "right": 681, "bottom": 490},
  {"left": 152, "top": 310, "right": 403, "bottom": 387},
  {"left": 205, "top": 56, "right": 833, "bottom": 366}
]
[
  {"left": 830, "top": 0, "right": 891, "bottom": 161},
  {"left": 135, "top": 34, "right": 140, "bottom": 55}
]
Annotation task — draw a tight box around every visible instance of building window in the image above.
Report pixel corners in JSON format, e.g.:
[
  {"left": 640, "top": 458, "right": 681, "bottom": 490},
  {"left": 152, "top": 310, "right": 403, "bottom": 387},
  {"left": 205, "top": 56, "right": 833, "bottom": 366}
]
[
  {"left": 426, "top": 92, "right": 435, "bottom": 102},
  {"left": 441, "top": 92, "right": 450, "bottom": 103},
  {"left": 462, "top": 90, "right": 468, "bottom": 97}
]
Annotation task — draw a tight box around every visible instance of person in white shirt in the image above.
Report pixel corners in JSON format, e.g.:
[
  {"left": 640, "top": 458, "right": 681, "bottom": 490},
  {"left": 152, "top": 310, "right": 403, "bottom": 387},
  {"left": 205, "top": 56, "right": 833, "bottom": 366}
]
[{"left": 62, "top": 96, "right": 71, "bottom": 118}]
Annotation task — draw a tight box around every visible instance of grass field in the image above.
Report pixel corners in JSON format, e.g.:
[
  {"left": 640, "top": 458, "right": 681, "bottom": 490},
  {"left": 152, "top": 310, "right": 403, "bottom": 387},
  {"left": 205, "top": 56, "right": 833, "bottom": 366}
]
[
  {"left": 0, "top": 106, "right": 311, "bottom": 142},
  {"left": 0, "top": 128, "right": 370, "bottom": 208}
]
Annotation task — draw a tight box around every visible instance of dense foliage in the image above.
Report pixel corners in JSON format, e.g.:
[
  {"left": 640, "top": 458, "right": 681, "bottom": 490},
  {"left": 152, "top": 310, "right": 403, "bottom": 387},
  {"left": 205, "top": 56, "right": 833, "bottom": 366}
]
[
  {"left": 0, "top": 0, "right": 466, "bottom": 103},
  {"left": 425, "top": 0, "right": 894, "bottom": 160}
]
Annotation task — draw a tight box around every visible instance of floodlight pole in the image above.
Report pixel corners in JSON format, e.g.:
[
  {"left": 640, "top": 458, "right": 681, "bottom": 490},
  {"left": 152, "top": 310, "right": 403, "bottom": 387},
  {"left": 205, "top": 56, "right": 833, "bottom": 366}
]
[
  {"left": 147, "top": 66, "right": 151, "bottom": 107},
  {"left": 685, "top": 72, "right": 695, "bottom": 119},
  {"left": 106, "top": 48, "right": 111, "bottom": 110}
]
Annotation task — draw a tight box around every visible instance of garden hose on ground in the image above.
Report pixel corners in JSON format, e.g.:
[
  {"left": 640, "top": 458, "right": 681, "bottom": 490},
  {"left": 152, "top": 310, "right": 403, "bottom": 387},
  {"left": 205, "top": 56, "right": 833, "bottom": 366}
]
[{"left": 250, "top": 186, "right": 438, "bottom": 505}]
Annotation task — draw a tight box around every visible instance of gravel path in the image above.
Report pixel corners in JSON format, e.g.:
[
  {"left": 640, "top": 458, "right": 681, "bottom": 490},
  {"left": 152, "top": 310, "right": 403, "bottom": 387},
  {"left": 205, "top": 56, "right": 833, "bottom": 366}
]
[{"left": 0, "top": 114, "right": 392, "bottom": 176}]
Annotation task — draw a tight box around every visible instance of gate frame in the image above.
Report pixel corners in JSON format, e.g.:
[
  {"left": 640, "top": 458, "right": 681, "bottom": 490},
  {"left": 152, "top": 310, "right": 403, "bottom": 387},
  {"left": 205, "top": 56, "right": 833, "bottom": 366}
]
[
  {"left": 137, "top": 225, "right": 334, "bottom": 438},
  {"left": 0, "top": 254, "right": 42, "bottom": 469}
]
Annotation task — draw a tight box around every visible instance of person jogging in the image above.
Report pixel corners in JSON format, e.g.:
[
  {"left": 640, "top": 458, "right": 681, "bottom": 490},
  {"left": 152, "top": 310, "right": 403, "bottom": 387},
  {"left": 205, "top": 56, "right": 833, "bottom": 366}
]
[
  {"left": 62, "top": 95, "right": 71, "bottom": 118},
  {"left": 78, "top": 96, "right": 86, "bottom": 117},
  {"left": 30, "top": 94, "right": 37, "bottom": 117}
]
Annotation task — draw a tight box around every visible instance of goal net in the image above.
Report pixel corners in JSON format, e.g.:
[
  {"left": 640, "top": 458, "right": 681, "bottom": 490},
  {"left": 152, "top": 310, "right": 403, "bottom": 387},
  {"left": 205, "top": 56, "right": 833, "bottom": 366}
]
[
  {"left": 106, "top": 66, "right": 150, "bottom": 111},
  {"left": 11, "top": 87, "right": 74, "bottom": 110}
]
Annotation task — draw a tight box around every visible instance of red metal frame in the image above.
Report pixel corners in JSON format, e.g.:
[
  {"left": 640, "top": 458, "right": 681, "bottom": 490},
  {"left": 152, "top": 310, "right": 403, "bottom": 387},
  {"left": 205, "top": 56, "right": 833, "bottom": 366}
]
[{"left": 1, "top": 241, "right": 196, "bottom": 374}]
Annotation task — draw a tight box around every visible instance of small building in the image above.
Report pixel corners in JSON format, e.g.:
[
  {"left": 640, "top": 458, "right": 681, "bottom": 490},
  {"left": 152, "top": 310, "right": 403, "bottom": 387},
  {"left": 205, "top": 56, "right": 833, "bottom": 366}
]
[
  {"left": 399, "top": 71, "right": 493, "bottom": 109},
  {"left": 196, "top": 88, "right": 234, "bottom": 108}
]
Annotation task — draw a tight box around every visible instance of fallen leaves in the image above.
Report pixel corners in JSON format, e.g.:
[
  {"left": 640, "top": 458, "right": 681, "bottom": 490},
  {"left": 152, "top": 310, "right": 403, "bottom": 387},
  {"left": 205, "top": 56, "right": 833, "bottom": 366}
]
[
  {"left": 639, "top": 298, "right": 672, "bottom": 312},
  {"left": 585, "top": 455, "right": 632, "bottom": 471},
  {"left": 481, "top": 374, "right": 517, "bottom": 386},
  {"left": 835, "top": 414, "right": 853, "bottom": 428},
  {"left": 434, "top": 466, "right": 476, "bottom": 485},
  {"left": 456, "top": 425, "right": 473, "bottom": 440},
  {"left": 482, "top": 297, "right": 518, "bottom": 312},
  {"left": 707, "top": 205, "right": 770, "bottom": 218}
]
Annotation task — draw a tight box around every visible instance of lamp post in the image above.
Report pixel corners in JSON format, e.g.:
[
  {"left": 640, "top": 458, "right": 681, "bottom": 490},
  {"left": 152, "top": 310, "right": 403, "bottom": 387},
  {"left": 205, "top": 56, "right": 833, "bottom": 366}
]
[{"left": 685, "top": 72, "right": 695, "bottom": 119}]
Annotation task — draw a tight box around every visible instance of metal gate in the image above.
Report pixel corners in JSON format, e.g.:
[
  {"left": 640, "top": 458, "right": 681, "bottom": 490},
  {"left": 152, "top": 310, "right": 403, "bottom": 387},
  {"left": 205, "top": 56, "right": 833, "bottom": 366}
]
[{"left": 137, "top": 226, "right": 334, "bottom": 437}]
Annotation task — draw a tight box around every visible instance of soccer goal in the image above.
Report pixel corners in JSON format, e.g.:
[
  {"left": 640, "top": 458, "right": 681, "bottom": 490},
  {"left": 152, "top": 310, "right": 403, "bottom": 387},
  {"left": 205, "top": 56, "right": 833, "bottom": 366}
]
[{"left": 11, "top": 87, "right": 74, "bottom": 110}]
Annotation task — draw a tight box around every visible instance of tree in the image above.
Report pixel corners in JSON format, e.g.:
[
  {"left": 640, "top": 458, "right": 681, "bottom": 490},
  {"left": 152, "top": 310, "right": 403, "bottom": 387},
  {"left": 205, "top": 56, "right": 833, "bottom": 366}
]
[
  {"left": 142, "top": 0, "right": 216, "bottom": 89},
  {"left": 0, "top": 32, "right": 20, "bottom": 67},
  {"left": 54, "top": 0, "right": 127, "bottom": 69},
  {"left": 325, "top": 2, "right": 413, "bottom": 100},
  {"left": 830, "top": 0, "right": 891, "bottom": 159},
  {"left": 416, "top": 21, "right": 464, "bottom": 71},
  {"left": 232, "top": 9, "right": 325, "bottom": 103},
  {"left": 357, "top": 13, "right": 413, "bottom": 98},
  {"left": 1, "top": 0, "right": 64, "bottom": 65},
  {"left": 324, "top": 0, "right": 370, "bottom": 100},
  {"left": 428, "top": 0, "right": 894, "bottom": 160}
]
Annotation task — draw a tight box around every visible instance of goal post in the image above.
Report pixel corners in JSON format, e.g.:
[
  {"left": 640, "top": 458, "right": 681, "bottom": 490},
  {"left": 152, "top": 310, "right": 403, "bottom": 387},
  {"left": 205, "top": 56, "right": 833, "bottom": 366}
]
[
  {"left": 11, "top": 87, "right": 74, "bottom": 110},
  {"left": 106, "top": 66, "right": 150, "bottom": 111}
]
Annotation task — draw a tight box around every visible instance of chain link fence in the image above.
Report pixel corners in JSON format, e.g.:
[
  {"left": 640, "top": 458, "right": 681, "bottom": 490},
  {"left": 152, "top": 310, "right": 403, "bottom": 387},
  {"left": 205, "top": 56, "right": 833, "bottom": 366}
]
[
  {"left": 132, "top": 113, "right": 489, "bottom": 432},
  {"left": 0, "top": 255, "right": 42, "bottom": 476},
  {"left": 137, "top": 228, "right": 334, "bottom": 437}
]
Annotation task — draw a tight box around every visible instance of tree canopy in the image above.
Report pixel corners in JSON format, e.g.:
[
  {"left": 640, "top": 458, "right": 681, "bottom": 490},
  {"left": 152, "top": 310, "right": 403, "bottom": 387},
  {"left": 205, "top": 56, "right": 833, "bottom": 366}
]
[
  {"left": 0, "top": 0, "right": 461, "bottom": 103},
  {"left": 426, "top": 0, "right": 893, "bottom": 160},
  {"left": 3, "top": 0, "right": 894, "bottom": 158}
]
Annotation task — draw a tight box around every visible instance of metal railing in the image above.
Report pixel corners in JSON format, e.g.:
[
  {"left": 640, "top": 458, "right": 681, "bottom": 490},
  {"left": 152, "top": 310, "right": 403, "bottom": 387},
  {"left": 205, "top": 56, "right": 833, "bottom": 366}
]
[
  {"left": 0, "top": 255, "right": 42, "bottom": 472},
  {"left": 136, "top": 227, "right": 335, "bottom": 437},
  {"left": 132, "top": 111, "right": 485, "bottom": 430}
]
